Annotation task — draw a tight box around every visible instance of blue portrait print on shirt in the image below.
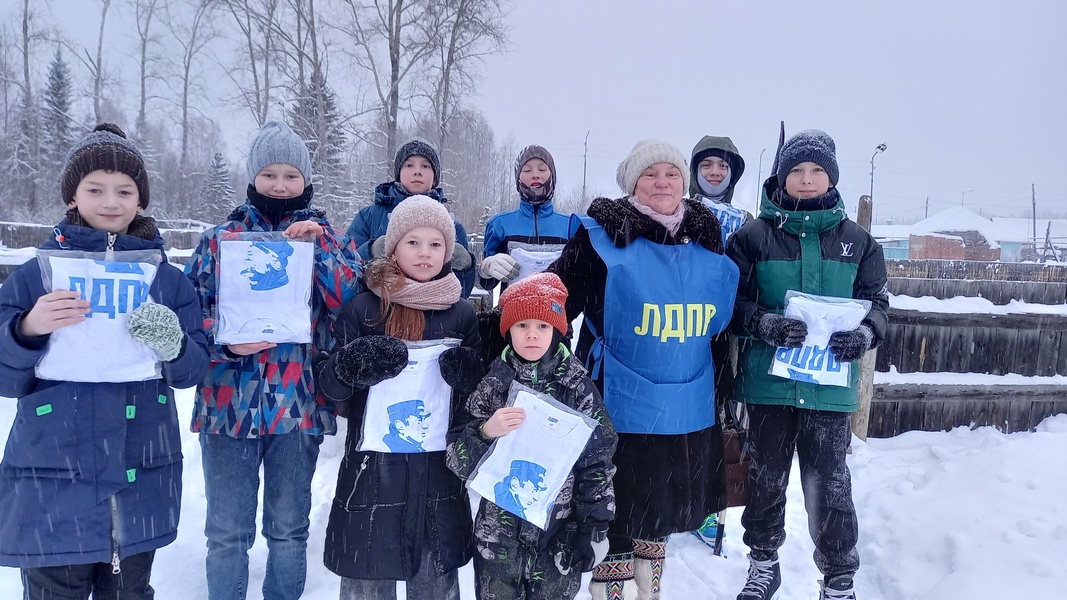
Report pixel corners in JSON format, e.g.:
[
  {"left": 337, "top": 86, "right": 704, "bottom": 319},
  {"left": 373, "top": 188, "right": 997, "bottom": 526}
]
[
  {"left": 382, "top": 399, "right": 432, "bottom": 452},
  {"left": 241, "top": 241, "right": 294, "bottom": 291},
  {"left": 492, "top": 459, "right": 548, "bottom": 520}
]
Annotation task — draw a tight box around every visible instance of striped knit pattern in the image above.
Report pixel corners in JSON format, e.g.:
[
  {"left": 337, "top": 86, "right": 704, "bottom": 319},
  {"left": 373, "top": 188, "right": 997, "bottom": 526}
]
[
  {"left": 632, "top": 537, "right": 667, "bottom": 560},
  {"left": 592, "top": 552, "right": 635, "bottom": 582}
]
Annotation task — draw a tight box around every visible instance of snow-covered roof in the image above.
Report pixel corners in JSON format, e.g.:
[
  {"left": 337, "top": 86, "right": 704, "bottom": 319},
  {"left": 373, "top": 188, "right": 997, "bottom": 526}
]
[
  {"left": 990, "top": 217, "right": 1067, "bottom": 244},
  {"left": 898, "top": 207, "right": 1001, "bottom": 249}
]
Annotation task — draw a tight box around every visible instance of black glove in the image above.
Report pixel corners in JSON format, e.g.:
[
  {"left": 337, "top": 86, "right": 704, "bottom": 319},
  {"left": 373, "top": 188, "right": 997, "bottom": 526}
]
[
  {"left": 553, "top": 522, "right": 609, "bottom": 574},
  {"left": 756, "top": 313, "right": 808, "bottom": 348},
  {"left": 332, "top": 335, "right": 408, "bottom": 389},
  {"left": 828, "top": 324, "right": 874, "bottom": 362},
  {"left": 438, "top": 346, "right": 484, "bottom": 393},
  {"left": 451, "top": 244, "right": 473, "bottom": 272}
]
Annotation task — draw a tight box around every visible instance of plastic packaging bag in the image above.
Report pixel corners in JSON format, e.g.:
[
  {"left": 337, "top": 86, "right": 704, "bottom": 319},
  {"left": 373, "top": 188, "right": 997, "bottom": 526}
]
[
  {"left": 216, "top": 231, "right": 314, "bottom": 344},
  {"left": 768, "top": 291, "right": 871, "bottom": 388},
  {"left": 467, "top": 381, "right": 596, "bottom": 530},
  {"left": 35, "top": 249, "right": 163, "bottom": 382},
  {"left": 359, "top": 338, "right": 461, "bottom": 454}
]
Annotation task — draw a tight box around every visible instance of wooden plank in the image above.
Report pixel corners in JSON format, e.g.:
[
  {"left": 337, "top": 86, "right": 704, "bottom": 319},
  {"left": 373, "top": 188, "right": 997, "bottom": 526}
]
[
  {"left": 1032, "top": 329, "right": 1060, "bottom": 377},
  {"left": 1008, "top": 399, "right": 1033, "bottom": 433},
  {"left": 895, "top": 397, "right": 924, "bottom": 436},
  {"left": 888, "top": 308, "right": 1067, "bottom": 331},
  {"left": 1028, "top": 401, "right": 1056, "bottom": 431},
  {"left": 868, "top": 401, "right": 897, "bottom": 439},
  {"left": 921, "top": 400, "right": 945, "bottom": 432}
]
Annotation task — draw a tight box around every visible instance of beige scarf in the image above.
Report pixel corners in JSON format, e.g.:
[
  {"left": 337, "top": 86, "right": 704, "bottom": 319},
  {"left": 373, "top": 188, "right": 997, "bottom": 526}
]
[
  {"left": 628, "top": 195, "right": 686, "bottom": 237},
  {"left": 366, "top": 258, "right": 462, "bottom": 310}
]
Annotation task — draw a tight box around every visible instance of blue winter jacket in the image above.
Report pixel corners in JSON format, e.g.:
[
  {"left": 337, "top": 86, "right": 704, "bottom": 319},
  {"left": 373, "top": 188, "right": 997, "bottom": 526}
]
[
  {"left": 479, "top": 200, "right": 572, "bottom": 291},
  {"left": 346, "top": 182, "right": 476, "bottom": 297},
  {"left": 0, "top": 220, "right": 210, "bottom": 568}
]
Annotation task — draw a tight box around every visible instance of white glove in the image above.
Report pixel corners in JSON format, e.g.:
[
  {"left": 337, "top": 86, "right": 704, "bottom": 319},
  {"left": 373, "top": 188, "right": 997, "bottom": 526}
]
[{"left": 480, "top": 253, "right": 520, "bottom": 281}]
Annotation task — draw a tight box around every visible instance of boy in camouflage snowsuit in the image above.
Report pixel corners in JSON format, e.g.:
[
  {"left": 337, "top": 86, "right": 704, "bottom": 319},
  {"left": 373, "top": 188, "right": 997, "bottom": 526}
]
[{"left": 447, "top": 273, "right": 617, "bottom": 600}]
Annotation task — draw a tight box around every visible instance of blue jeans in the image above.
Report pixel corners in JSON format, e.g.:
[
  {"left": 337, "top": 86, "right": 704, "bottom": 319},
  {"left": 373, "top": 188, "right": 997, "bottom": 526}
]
[{"left": 200, "top": 430, "right": 323, "bottom": 600}]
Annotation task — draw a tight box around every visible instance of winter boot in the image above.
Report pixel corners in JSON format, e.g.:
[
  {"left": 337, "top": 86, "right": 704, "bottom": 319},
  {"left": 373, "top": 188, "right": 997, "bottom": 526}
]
[
  {"left": 633, "top": 538, "right": 666, "bottom": 600},
  {"left": 736, "top": 554, "right": 781, "bottom": 600},
  {"left": 819, "top": 575, "right": 857, "bottom": 600}
]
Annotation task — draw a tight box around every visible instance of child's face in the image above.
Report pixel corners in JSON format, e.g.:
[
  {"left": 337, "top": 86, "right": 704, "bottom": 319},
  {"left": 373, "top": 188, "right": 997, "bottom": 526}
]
[
  {"left": 699, "top": 156, "right": 730, "bottom": 185},
  {"left": 394, "top": 226, "right": 447, "bottom": 282},
  {"left": 634, "top": 163, "right": 684, "bottom": 215},
  {"left": 518, "top": 158, "right": 551, "bottom": 190},
  {"left": 70, "top": 170, "right": 141, "bottom": 235},
  {"left": 254, "top": 163, "right": 306, "bottom": 199},
  {"left": 398, "top": 155, "right": 434, "bottom": 194},
  {"left": 509, "top": 318, "right": 554, "bottom": 362},
  {"left": 784, "top": 161, "right": 832, "bottom": 200}
]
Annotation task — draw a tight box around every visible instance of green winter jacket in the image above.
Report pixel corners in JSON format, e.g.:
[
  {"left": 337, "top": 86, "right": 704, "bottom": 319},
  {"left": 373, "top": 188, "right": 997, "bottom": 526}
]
[{"left": 725, "top": 178, "right": 889, "bottom": 412}]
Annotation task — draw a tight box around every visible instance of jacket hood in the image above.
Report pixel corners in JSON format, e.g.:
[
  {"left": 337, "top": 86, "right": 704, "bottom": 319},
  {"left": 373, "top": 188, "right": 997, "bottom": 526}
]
[
  {"left": 689, "top": 135, "right": 746, "bottom": 202},
  {"left": 757, "top": 175, "right": 847, "bottom": 235},
  {"left": 374, "top": 181, "right": 445, "bottom": 208}
]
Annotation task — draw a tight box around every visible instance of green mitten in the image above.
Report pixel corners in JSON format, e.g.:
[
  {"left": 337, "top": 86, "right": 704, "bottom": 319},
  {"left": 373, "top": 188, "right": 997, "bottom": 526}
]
[{"left": 127, "top": 303, "right": 184, "bottom": 362}]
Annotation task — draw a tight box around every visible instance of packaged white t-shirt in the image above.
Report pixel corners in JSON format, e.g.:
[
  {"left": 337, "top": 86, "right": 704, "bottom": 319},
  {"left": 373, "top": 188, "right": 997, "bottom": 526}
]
[
  {"left": 35, "top": 251, "right": 162, "bottom": 382},
  {"left": 769, "top": 292, "right": 870, "bottom": 387},
  {"left": 360, "top": 339, "right": 460, "bottom": 454},
  {"left": 507, "top": 242, "right": 565, "bottom": 283},
  {"left": 467, "top": 382, "right": 595, "bottom": 530},
  {"left": 217, "top": 236, "right": 314, "bottom": 344}
]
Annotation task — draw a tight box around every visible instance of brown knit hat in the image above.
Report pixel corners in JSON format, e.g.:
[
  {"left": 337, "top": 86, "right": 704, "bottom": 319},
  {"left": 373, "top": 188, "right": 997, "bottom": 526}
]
[
  {"left": 384, "top": 195, "right": 456, "bottom": 261},
  {"left": 499, "top": 272, "right": 569, "bottom": 335},
  {"left": 61, "top": 123, "right": 150, "bottom": 208}
]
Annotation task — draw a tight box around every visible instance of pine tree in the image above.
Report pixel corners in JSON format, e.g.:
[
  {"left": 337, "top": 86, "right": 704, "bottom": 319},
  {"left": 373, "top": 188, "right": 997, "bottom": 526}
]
[
  {"left": 41, "top": 47, "right": 74, "bottom": 216},
  {"left": 289, "top": 70, "right": 347, "bottom": 196},
  {"left": 8, "top": 91, "right": 42, "bottom": 222},
  {"left": 199, "top": 152, "right": 235, "bottom": 223}
]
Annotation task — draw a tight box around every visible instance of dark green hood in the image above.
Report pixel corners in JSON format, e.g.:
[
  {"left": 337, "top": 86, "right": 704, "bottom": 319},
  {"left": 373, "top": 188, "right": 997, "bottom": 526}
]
[{"left": 689, "top": 135, "right": 746, "bottom": 202}]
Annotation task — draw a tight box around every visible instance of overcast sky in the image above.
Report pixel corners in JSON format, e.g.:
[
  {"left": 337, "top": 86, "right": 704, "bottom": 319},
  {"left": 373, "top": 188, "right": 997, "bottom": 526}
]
[
  {"left": 15, "top": 0, "right": 1067, "bottom": 226},
  {"left": 474, "top": 0, "right": 1067, "bottom": 225}
]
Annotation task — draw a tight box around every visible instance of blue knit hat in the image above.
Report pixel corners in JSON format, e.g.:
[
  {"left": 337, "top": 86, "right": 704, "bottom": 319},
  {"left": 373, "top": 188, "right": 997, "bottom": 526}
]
[
  {"left": 246, "top": 121, "right": 313, "bottom": 185},
  {"left": 775, "top": 129, "right": 839, "bottom": 188},
  {"left": 394, "top": 137, "right": 441, "bottom": 188}
]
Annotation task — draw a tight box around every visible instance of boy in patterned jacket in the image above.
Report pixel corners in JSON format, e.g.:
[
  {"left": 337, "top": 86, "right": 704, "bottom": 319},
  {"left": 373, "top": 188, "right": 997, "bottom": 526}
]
[
  {"left": 447, "top": 273, "right": 617, "bottom": 600},
  {"left": 185, "top": 121, "right": 361, "bottom": 600}
]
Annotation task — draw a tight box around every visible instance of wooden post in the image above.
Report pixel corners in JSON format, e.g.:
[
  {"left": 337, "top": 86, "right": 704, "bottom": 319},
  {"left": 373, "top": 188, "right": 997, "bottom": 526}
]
[{"left": 853, "top": 195, "right": 875, "bottom": 441}]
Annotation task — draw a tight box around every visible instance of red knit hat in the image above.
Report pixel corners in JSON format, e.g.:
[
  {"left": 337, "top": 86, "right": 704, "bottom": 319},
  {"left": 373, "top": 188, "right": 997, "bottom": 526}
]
[{"left": 499, "top": 272, "right": 569, "bottom": 335}]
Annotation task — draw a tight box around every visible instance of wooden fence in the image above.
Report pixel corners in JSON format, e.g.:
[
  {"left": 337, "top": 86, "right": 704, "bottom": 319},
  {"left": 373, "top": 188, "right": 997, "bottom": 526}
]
[{"left": 873, "top": 260, "right": 1067, "bottom": 436}]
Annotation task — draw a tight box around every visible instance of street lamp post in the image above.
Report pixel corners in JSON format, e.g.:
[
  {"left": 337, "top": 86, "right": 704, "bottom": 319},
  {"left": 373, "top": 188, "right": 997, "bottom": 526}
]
[
  {"left": 870, "top": 142, "right": 887, "bottom": 200},
  {"left": 961, "top": 189, "right": 974, "bottom": 206}
]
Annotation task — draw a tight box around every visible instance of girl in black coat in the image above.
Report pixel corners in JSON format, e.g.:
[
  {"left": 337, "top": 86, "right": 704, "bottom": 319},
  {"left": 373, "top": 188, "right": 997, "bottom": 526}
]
[{"left": 314, "top": 196, "right": 482, "bottom": 600}]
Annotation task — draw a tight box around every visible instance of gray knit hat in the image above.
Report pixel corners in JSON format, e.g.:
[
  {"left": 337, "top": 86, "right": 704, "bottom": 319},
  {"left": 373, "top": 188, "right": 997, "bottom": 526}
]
[
  {"left": 246, "top": 121, "right": 313, "bottom": 184},
  {"left": 384, "top": 195, "right": 456, "bottom": 261},
  {"left": 394, "top": 138, "right": 441, "bottom": 189},
  {"left": 62, "top": 123, "right": 150, "bottom": 208},
  {"left": 616, "top": 139, "right": 690, "bottom": 196},
  {"left": 776, "top": 129, "right": 839, "bottom": 187}
]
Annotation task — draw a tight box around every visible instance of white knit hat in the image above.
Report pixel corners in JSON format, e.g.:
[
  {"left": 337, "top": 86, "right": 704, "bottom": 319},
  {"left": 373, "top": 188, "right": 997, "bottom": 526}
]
[
  {"left": 384, "top": 195, "right": 456, "bottom": 261},
  {"left": 616, "top": 139, "right": 690, "bottom": 196}
]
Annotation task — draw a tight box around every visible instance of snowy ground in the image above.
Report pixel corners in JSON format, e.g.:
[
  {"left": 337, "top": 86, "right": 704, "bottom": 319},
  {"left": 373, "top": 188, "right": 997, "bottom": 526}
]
[{"left": 1, "top": 389, "right": 1064, "bottom": 599}]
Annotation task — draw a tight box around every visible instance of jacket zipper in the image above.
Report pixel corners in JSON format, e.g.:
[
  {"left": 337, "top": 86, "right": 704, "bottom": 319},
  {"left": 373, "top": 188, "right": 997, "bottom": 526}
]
[
  {"left": 533, "top": 207, "right": 540, "bottom": 243},
  {"left": 109, "top": 495, "right": 122, "bottom": 574},
  {"left": 105, "top": 232, "right": 117, "bottom": 262},
  {"left": 344, "top": 454, "right": 371, "bottom": 508}
]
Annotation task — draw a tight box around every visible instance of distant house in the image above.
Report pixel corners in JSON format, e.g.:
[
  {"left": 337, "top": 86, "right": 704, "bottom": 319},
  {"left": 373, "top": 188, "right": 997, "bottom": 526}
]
[
  {"left": 872, "top": 207, "right": 1001, "bottom": 261},
  {"left": 873, "top": 208, "right": 1067, "bottom": 262}
]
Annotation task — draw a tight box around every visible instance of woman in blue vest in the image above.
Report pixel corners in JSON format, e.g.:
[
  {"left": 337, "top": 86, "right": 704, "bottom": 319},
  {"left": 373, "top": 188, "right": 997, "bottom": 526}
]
[{"left": 549, "top": 140, "right": 739, "bottom": 600}]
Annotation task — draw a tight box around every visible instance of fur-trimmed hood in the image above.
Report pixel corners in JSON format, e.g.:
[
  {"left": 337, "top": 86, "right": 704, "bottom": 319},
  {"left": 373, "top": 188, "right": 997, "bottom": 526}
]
[{"left": 585, "top": 196, "right": 724, "bottom": 254}]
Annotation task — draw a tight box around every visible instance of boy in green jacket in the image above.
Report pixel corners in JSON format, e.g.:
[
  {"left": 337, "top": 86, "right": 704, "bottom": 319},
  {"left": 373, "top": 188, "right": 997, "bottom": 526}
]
[{"left": 726, "top": 128, "right": 888, "bottom": 600}]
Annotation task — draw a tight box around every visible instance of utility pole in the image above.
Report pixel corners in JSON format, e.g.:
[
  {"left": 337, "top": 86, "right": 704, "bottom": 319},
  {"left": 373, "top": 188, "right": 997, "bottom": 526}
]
[
  {"left": 582, "top": 131, "right": 590, "bottom": 201},
  {"left": 1032, "top": 183, "right": 1037, "bottom": 249},
  {"left": 925, "top": 196, "right": 929, "bottom": 219}
]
